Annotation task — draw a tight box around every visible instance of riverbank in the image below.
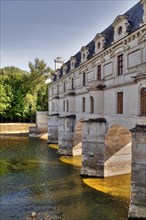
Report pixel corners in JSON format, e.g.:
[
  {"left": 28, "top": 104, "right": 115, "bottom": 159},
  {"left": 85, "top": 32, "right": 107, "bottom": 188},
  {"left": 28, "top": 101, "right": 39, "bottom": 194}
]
[
  {"left": 0, "top": 123, "right": 49, "bottom": 140},
  {"left": 48, "top": 144, "right": 131, "bottom": 200},
  {"left": 0, "top": 123, "right": 35, "bottom": 134}
]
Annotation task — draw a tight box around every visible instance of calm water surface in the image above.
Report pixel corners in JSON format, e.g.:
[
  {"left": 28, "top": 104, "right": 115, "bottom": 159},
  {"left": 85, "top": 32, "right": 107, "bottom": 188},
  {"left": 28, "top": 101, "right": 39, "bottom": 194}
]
[{"left": 0, "top": 136, "right": 129, "bottom": 220}]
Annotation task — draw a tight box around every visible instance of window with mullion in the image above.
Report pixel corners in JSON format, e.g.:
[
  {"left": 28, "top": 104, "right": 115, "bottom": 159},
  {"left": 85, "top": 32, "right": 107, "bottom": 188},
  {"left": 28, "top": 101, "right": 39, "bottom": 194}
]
[
  {"left": 118, "top": 54, "right": 123, "bottom": 76},
  {"left": 141, "top": 88, "right": 146, "bottom": 116},
  {"left": 117, "top": 92, "right": 123, "bottom": 114},
  {"left": 97, "top": 65, "right": 101, "bottom": 80}
]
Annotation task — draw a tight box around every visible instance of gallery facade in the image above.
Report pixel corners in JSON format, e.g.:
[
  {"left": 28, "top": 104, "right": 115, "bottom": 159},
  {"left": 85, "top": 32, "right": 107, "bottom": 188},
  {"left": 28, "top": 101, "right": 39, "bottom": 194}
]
[{"left": 48, "top": 1, "right": 146, "bottom": 219}]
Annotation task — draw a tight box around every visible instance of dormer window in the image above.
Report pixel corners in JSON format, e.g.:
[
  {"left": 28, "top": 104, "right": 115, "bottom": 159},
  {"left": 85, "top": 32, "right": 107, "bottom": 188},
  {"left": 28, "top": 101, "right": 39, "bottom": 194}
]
[
  {"left": 94, "top": 33, "right": 106, "bottom": 54},
  {"left": 83, "top": 53, "right": 86, "bottom": 59},
  {"left": 80, "top": 46, "right": 89, "bottom": 63},
  {"left": 141, "top": 0, "right": 146, "bottom": 24},
  {"left": 56, "top": 69, "right": 60, "bottom": 79},
  {"left": 113, "top": 15, "right": 130, "bottom": 42},
  {"left": 70, "top": 56, "right": 77, "bottom": 70},
  {"left": 97, "top": 42, "right": 101, "bottom": 50},
  {"left": 118, "top": 26, "right": 123, "bottom": 35},
  {"left": 62, "top": 64, "right": 68, "bottom": 75}
]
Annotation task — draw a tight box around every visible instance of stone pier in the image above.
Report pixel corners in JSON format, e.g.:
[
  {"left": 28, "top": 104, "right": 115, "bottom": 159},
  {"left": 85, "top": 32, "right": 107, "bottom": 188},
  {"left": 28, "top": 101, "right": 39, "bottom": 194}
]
[
  {"left": 128, "top": 124, "right": 146, "bottom": 220},
  {"left": 58, "top": 115, "right": 76, "bottom": 156},
  {"left": 48, "top": 114, "right": 59, "bottom": 144},
  {"left": 81, "top": 118, "right": 108, "bottom": 177}
]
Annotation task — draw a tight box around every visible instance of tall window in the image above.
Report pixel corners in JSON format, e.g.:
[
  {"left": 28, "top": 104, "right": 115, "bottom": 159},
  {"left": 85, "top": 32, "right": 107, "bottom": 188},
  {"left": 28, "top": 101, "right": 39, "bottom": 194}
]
[
  {"left": 63, "top": 100, "right": 65, "bottom": 112},
  {"left": 117, "top": 92, "right": 123, "bottom": 114},
  {"left": 52, "top": 102, "right": 55, "bottom": 111},
  {"left": 118, "top": 54, "right": 123, "bottom": 76},
  {"left": 63, "top": 82, "right": 66, "bottom": 92},
  {"left": 83, "top": 72, "right": 86, "bottom": 86},
  {"left": 141, "top": 88, "right": 146, "bottom": 116},
  {"left": 71, "top": 78, "right": 74, "bottom": 90},
  {"left": 82, "top": 97, "right": 85, "bottom": 112},
  {"left": 90, "top": 96, "right": 94, "bottom": 113},
  {"left": 97, "top": 65, "right": 101, "bottom": 80},
  {"left": 66, "top": 100, "right": 69, "bottom": 112}
]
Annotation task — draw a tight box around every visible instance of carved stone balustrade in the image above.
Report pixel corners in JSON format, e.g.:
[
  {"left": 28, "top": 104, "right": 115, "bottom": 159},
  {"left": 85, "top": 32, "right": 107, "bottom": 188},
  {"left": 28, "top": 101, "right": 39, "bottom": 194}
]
[
  {"left": 52, "top": 93, "right": 60, "bottom": 99},
  {"left": 86, "top": 80, "right": 106, "bottom": 91},
  {"left": 65, "top": 89, "right": 76, "bottom": 96}
]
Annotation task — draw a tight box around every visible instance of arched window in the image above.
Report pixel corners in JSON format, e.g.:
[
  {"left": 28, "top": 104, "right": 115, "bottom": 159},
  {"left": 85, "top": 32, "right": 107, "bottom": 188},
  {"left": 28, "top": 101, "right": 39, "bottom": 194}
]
[
  {"left": 141, "top": 88, "right": 146, "bottom": 116},
  {"left": 66, "top": 100, "right": 69, "bottom": 112},
  {"left": 90, "top": 96, "right": 94, "bottom": 113}
]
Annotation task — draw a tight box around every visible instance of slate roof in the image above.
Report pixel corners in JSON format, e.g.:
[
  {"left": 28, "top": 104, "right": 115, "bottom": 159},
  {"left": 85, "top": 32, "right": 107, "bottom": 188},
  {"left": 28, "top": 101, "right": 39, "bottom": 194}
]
[{"left": 53, "top": 1, "right": 143, "bottom": 82}]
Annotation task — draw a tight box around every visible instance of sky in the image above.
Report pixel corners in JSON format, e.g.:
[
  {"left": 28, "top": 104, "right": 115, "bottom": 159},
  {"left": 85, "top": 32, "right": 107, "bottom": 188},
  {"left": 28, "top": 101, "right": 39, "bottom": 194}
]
[{"left": 1, "top": 0, "right": 139, "bottom": 71}]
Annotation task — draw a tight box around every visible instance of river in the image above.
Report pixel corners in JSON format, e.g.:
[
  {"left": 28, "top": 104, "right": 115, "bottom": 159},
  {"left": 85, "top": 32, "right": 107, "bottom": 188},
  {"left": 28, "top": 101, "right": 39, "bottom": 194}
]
[{"left": 0, "top": 135, "right": 130, "bottom": 220}]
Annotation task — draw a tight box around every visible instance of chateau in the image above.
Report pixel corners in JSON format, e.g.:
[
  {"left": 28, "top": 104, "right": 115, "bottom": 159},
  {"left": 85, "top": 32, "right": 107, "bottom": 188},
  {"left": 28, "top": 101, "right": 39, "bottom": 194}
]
[{"left": 48, "top": 1, "right": 146, "bottom": 219}]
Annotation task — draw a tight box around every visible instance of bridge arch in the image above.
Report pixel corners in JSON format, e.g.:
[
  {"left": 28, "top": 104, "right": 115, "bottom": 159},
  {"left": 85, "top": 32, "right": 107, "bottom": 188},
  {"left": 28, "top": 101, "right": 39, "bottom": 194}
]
[
  {"left": 107, "top": 118, "right": 135, "bottom": 131},
  {"left": 105, "top": 124, "right": 132, "bottom": 176}
]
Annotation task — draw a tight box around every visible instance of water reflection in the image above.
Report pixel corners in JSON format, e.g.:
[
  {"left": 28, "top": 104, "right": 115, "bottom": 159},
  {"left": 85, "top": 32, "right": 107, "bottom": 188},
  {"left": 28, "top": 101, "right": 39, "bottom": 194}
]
[{"left": 0, "top": 136, "right": 130, "bottom": 220}]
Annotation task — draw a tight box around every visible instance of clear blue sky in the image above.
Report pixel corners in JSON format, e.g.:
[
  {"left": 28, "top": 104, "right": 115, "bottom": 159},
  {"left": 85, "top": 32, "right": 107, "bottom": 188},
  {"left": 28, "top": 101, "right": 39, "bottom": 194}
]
[{"left": 1, "top": 0, "right": 138, "bottom": 71}]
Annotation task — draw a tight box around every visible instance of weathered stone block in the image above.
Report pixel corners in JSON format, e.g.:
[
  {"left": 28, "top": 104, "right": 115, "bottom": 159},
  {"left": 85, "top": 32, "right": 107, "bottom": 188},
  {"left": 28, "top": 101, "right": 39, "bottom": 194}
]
[
  {"left": 81, "top": 118, "right": 107, "bottom": 177},
  {"left": 129, "top": 125, "right": 146, "bottom": 219},
  {"left": 58, "top": 116, "right": 76, "bottom": 156},
  {"left": 48, "top": 115, "right": 59, "bottom": 144}
]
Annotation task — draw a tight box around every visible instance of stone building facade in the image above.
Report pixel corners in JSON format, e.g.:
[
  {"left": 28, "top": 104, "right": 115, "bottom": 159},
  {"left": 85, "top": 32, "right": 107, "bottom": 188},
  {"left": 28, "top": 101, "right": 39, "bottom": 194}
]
[
  {"left": 49, "top": 0, "right": 146, "bottom": 126},
  {"left": 48, "top": 1, "right": 146, "bottom": 219}
]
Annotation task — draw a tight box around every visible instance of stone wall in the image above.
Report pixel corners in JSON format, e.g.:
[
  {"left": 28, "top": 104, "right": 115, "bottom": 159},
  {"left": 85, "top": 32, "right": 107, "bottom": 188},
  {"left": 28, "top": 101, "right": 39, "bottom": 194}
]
[{"left": 36, "top": 111, "right": 48, "bottom": 133}]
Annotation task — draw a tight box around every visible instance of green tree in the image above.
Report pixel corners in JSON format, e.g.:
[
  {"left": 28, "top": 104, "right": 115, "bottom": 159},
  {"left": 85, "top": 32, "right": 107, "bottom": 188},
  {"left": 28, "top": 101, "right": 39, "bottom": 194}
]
[
  {"left": 0, "top": 60, "right": 52, "bottom": 122},
  {"left": 0, "top": 66, "right": 29, "bottom": 122},
  {"left": 25, "top": 58, "right": 52, "bottom": 114}
]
